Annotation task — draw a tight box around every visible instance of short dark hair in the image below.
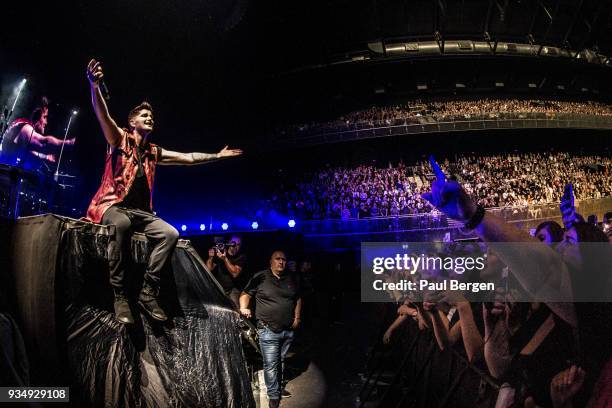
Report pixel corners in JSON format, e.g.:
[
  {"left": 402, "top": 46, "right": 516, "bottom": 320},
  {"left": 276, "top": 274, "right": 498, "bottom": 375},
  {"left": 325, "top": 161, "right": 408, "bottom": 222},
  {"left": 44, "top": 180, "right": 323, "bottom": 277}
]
[
  {"left": 30, "top": 96, "right": 49, "bottom": 123},
  {"left": 535, "top": 221, "right": 564, "bottom": 243},
  {"left": 270, "top": 250, "right": 286, "bottom": 259},
  {"left": 127, "top": 101, "right": 153, "bottom": 127}
]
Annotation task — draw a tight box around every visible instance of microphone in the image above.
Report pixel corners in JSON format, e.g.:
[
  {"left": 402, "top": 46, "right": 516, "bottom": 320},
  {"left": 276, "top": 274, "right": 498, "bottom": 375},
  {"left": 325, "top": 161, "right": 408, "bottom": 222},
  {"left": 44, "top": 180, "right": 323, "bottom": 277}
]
[{"left": 99, "top": 80, "right": 111, "bottom": 100}]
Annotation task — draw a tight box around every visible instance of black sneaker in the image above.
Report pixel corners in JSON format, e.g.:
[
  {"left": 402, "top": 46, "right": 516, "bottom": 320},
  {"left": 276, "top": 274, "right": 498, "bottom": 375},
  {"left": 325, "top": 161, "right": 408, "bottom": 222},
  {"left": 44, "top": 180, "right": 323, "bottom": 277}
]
[
  {"left": 281, "top": 389, "right": 292, "bottom": 398},
  {"left": 113, "top": 295, "right": 134, "bottom": 325},
  {"left": 268, "top": 398, "right": 280, "bottom": 408},
  {"left": 138, "top": 285, "right": 168, "bottom": 322}
]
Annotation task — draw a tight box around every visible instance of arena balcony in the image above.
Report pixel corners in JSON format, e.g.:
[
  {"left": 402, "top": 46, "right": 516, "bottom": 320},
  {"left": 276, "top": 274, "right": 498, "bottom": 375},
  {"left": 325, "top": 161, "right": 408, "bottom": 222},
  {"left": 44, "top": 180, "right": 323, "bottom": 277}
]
[{"left": 271, "top": 111, "right": 612, "bottom": 149}]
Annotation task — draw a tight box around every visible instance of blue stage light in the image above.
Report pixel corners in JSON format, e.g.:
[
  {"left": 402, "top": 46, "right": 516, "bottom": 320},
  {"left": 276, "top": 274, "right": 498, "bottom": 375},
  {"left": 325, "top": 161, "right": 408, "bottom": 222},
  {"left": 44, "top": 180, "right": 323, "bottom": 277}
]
[
  {"left": 200, "top": 224, "right": 206, "bottom": 231},
  {"left": 288, "top": 219, "right": 296, "bottom": 228},
  {"left": 221, "top": 223, "right": 228, "bottom": 231},
  {"left": 251, "top": 221, "right": 259, "bottom": 230},
  {"left": 181, "top": 225, "right": 187, "bottom": 232}
]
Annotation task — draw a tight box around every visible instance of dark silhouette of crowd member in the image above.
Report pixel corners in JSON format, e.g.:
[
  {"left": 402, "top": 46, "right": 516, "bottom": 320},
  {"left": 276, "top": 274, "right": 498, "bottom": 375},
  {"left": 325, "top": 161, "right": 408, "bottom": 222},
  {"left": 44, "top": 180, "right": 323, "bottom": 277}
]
[{"left": 602, "top": 212, "right": 612, "bottom": 239}]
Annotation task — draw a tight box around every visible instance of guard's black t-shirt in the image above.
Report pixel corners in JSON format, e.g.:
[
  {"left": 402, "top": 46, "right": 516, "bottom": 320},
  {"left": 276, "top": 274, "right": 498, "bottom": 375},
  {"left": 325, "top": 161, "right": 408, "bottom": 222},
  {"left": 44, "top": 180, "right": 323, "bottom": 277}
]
[
  {"left": 243, "top": 269, "right": 301, "bottom": 332},
  {"left": 212, "top": 253, "right": 247, "bottom": 293}
]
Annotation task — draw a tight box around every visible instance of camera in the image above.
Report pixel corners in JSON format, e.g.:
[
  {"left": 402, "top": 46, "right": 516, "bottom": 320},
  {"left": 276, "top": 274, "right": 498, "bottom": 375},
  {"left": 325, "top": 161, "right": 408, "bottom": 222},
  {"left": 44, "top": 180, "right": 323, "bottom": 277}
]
[{"left": 214, "top": 240, "right": 236, "bottom": 253}]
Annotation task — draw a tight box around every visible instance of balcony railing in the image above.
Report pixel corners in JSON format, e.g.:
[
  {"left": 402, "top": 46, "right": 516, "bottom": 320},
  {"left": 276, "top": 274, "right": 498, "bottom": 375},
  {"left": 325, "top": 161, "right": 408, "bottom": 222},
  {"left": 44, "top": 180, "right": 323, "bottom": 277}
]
[
  {"left": 274, "top": 112, "right": 612, "bottom": 148},
  {"left": 296, "top": 197, "right": 611, "bottom": 235}
]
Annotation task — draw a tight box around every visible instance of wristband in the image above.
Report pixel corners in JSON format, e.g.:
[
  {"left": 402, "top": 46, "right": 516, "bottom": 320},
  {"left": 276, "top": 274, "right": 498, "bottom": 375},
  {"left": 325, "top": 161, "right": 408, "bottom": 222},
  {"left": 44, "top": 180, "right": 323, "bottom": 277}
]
[{"left": 464, "top": 205, "right": 485, "bottom": 230}]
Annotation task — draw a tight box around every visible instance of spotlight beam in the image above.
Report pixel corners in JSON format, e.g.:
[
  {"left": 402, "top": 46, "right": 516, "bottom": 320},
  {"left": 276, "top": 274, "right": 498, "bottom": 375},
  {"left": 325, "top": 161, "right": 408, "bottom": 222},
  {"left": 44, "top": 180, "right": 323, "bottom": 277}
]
[
  {"left": 1, "top": 78, "right": 27, "bottom": 147},
  {"left": 10, "top": 78, "right": 27, "bottom": 113},
  {"left": 54, "top": 109, "right": 78, "bottom": 181}
]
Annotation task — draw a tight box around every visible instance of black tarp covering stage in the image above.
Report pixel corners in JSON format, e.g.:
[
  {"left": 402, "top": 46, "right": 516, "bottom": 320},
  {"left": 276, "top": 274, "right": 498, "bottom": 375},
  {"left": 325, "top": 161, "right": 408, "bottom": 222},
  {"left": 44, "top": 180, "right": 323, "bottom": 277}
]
[{"left": 4, "top": 214, "right": 255, "bottom": 407}]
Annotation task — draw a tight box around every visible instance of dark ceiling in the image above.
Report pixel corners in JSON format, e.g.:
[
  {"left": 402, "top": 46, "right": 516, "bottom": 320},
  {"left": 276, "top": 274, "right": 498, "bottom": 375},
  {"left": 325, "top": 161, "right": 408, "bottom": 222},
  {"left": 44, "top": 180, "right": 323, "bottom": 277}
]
[{"left": 2, "top": 1, "right": 611, "bottom": 131}]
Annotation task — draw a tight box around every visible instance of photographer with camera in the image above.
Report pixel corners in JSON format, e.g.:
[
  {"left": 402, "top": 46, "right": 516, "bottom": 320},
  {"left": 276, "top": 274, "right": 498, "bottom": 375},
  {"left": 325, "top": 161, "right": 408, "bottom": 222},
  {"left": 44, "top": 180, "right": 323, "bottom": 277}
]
[{"left": 206, "top": 235, "right": 247, "bottom": 308}]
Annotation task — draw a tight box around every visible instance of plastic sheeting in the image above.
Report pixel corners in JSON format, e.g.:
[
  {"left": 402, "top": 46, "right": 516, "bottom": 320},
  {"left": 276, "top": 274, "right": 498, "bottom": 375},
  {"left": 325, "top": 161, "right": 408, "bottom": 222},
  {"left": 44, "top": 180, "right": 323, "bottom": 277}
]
[
  {"left": 7, "top": 214, "right": 255, "bottom": 407},
  {"left": 0, "top": 313, "right": 30, "bottom": 386}
]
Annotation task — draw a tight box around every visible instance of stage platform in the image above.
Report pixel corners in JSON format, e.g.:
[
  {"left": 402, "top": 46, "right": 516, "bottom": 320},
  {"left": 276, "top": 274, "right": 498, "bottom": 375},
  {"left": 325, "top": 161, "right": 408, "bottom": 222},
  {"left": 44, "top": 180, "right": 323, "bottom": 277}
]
[{"left": 1, "top": 214, "right": 255, "bottom": 407}]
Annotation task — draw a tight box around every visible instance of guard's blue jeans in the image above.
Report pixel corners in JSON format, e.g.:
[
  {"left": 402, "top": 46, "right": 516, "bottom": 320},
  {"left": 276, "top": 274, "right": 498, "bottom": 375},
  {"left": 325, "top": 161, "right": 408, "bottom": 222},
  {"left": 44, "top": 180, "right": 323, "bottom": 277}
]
[{"left": 258, "top": 326, "right": 294, "bottom": 400}]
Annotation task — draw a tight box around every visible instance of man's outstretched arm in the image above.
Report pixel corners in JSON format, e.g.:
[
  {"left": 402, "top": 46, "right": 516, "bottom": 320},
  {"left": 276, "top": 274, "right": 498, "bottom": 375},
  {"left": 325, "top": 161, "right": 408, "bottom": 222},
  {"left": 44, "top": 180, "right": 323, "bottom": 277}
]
[
  {"left": 18, "top": 125, "right": 75, "bottom": 151},
  {"left": 159, "top": 145, "right": 243, "bottom": 166},
  {"left": 86, "top": 59, "right": 122, "bottom": 147}
]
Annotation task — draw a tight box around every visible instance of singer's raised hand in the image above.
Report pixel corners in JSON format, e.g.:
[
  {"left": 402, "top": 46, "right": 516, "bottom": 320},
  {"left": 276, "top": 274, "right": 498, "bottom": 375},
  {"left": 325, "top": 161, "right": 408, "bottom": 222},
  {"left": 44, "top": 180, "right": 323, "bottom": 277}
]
[
  {"left": 87, "top": 59, "right": 104, "bottom": 85},
  {"left": 87, "top": 59, "right": 121, "bottom": 147}
]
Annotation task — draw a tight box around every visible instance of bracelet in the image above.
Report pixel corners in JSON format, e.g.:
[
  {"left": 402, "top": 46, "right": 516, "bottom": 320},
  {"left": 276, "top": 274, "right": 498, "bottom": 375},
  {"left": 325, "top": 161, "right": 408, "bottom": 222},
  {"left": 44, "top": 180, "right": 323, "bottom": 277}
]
[{"left": 464, "top": 205, "right": 486, "bottom": 230}]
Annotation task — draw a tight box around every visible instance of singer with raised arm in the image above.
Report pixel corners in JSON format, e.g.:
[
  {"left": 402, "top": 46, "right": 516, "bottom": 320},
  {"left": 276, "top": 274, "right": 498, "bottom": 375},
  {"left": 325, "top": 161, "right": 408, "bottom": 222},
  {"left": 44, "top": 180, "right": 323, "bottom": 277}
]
[{"left": 84, "top": 59, "right": 243, "bottom": 325}]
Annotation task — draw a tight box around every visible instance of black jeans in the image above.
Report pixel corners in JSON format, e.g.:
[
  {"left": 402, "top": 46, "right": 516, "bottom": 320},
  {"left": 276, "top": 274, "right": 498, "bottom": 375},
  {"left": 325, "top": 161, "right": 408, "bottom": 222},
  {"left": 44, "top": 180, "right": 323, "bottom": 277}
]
[{"left": 102, "top": 206, "right": 179, "bottom": 294}]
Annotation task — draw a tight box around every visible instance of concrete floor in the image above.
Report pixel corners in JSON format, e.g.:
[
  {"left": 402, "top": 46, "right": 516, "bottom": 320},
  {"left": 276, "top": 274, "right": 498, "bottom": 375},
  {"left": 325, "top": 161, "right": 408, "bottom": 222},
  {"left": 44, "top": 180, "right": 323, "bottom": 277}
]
[
  {"left": 253, "top": 360, "right": 327, "bottom": 408},
  {"left": 250, "top": 293, "right": 378, "bottom": 408}
]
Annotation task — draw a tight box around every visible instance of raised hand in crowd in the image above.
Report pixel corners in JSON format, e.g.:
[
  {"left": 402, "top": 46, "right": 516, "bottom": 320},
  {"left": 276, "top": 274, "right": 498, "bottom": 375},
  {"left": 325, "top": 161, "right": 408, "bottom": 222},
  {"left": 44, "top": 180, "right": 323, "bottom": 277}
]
[
  {"left": 559, "top": 184, "right": 577, "bottom": 230},
  {"left": 397, "top": 304, "right": 417, "bottom": 318},
  {"left": 421, "top": 156, "right": 479, "bottom": 222},
  {"left": 421, "top": 155, "right": 578, "bottom": 328},
  {"left": 550, "top": 365, "right": 586, "bottom": 408}
]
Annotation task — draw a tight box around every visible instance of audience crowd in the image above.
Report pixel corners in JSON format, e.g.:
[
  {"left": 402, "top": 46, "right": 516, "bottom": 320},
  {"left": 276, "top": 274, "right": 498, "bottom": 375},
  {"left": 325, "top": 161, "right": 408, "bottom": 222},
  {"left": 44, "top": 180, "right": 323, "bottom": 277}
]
[
  {"left": 376, "top": 161, "right": 612, "bottom": 408},
  {"left": 271, "top": 152, "right": 611, "bottom": 220},
  {"left": 277, "top": 98, "right": 612, "bottom": 136}
]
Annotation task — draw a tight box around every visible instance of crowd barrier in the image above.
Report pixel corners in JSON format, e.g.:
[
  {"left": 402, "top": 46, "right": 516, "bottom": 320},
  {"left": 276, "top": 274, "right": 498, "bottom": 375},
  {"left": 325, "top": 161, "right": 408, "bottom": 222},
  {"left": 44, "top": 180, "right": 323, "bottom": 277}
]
[
  {"left": 359, "top": 304, "right": 499, "bottom": 408},
  {"left": 297, "top": 197, "right": 611, "bottom": 236}
]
